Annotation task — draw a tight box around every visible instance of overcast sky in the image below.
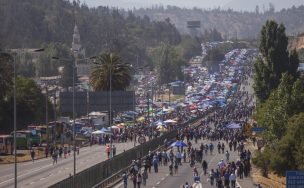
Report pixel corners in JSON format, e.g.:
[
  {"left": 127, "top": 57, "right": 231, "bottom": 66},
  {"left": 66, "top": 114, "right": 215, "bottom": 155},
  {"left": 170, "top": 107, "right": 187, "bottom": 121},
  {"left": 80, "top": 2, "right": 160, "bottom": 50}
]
[{"left": 80, "top": 0, "right": 304, "bottom": 12}]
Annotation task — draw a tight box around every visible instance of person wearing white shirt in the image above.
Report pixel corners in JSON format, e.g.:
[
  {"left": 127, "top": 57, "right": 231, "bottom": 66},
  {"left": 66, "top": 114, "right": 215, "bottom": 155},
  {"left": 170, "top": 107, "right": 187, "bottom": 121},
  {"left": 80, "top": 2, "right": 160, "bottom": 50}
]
[{"left": 229, "top": 172, "right": 237, "bottom": 188}]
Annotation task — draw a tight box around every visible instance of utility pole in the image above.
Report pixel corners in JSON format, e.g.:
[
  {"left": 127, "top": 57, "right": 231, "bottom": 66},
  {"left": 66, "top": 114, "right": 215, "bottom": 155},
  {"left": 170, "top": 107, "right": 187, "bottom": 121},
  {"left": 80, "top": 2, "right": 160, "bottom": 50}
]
[
  {"left": 45, "top": 86, "right": 49, "bottom": 146},
  {"left": 109, "top": 60, "right": 113, "bottom": 158},
  {"left": 147, "top": 93, "right": 151, "bottom": 139},
  {"left": 13, "top": 53, "right": 17, "bottom": 188},
  {"left": 72, "top": 56, "right": 76, "bottom": 187}
]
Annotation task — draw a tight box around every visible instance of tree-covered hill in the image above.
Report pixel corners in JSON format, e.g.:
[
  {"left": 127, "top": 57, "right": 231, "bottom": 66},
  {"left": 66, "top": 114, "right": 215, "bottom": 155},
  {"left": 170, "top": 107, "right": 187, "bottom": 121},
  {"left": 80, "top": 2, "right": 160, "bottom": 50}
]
[
  {"left": 0, "top": 0, "right": 181, "bottom": 64},
  {"left": 133, "top": 5, "right": 304, "bottom": 39}
]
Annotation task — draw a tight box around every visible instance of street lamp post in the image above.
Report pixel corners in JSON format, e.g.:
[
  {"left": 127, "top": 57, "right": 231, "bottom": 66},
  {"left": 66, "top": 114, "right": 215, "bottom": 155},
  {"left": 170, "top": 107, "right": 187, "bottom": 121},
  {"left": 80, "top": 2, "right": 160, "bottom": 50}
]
[
  {"left": 108, "top": 61, "right": 113, "bottom": 158},
  {"left": 72, "top": 56, "right": 76, "bottom": 185},
  {"left": 52, "top": 55, "right": 95, "bottom": 185},
  {"left": 13, "top": 53, "right": 17, "bottom": 188},
  {"left": 1, "top": 48, "right": 45, "bottom": 188}
]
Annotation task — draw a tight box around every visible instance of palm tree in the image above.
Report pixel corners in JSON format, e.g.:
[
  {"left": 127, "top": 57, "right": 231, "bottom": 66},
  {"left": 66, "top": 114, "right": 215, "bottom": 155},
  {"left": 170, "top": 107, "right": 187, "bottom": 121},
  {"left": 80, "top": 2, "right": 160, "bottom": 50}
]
[{"left": 90, "top": 53, "right": 132, "bottom": 91}]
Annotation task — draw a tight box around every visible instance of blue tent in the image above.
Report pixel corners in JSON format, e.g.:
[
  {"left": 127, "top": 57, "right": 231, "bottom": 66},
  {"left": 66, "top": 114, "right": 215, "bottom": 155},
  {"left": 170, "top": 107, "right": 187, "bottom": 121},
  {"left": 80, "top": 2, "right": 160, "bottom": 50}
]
[
  {"left": 100, "top": 127, "right": 111, "bottom": 132},
  {"left": 170, "top": 141, "right": 188, "bottom": 147},
  {"left": 226, "top": 123, "right": 241, "bottom": 129}
]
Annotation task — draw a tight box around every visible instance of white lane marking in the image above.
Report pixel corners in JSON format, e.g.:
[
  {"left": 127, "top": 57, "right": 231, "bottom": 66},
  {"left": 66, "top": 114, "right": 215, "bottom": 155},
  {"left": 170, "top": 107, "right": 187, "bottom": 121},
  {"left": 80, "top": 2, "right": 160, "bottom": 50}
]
[
  {"left": 236, "top": 181, "right": 242, "bottom": 188},
  {"left": 0, "top": 164, "right": 52, "bottom": 185},
  {"left": 40, "top": 177, "right": 46, "bottom": 181},
  {"left": 156, "top": 181, "right": 161, "bottom": 185},
  {"left": 30, "top": 182, "right": 35, "bottom": 184},
  {"left": 161, "top": 177, "right": 165, "bottom": 180}
]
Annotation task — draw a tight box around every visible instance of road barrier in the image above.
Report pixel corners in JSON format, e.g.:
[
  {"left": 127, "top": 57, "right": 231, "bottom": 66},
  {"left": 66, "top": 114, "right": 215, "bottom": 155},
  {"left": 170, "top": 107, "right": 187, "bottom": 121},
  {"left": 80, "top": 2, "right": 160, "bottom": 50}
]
[{"left": 48, "top": 130, "right": 177, "bottom": 188}]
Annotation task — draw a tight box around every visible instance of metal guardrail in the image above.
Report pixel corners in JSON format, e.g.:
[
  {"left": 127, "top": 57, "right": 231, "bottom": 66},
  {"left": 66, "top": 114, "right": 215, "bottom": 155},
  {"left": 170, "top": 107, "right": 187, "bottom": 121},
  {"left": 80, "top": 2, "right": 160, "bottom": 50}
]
[
  {"left": 92, "top": 117, "right": 205, "bottom": 188},
  {"left": 48, "top": 131, "right": 177, "bottom": 188}
]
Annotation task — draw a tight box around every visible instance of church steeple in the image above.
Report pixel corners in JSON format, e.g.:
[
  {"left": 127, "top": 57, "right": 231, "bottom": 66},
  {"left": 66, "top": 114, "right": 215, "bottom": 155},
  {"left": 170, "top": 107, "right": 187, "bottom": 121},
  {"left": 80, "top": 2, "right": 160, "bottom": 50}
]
[{"left": 71, "top": 24, "right": 81, "bottom": 55}]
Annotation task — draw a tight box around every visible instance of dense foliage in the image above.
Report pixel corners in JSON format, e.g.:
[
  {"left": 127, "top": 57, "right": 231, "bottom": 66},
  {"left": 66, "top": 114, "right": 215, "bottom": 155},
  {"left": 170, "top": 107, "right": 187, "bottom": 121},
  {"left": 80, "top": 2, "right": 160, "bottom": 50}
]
[
  {"left": 0, "top": 0, "right": 181, "bottom": 66},
  {"left": 253, "top": 20, "right": 299, "bottom": 102},
  {"left": 90, "top": 53, "right": 132, "bottom": 91},
  {"left": 133, "top": 5, "right": 304, "bottom": 39},
  {"left": 0, "top": 54, "right": 54, "bottom": 133},
  {"left": 252, "top": 20, "right": 304, "bottom": 177},
  {"left": 149, "top": 43, "right": 186, "bottom": 85}
]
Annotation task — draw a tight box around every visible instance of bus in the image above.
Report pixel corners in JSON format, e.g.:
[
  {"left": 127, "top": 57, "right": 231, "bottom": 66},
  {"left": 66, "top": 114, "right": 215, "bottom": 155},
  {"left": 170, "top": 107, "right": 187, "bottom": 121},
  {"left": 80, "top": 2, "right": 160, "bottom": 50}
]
[
  {"left": 0, "top": 135, "right": 13, "bottom": 154},
  {"left": 14, "top": 130, "right": 40, "bottom": 149},
  {"left": 27, "top": 125, "right": 48, "bottom": 142}
]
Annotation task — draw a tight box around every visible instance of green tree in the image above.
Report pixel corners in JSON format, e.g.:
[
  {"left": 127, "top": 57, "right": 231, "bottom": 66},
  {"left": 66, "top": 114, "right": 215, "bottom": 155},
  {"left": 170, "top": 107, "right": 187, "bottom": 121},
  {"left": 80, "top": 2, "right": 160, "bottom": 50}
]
[
  {"left": 177, "top": 36, "right": 202, "bottom": 60},
  {"left": 1, "top": 76, "right": 53, "bottom": 133},
  {"left": 270, "top": 113, "right": 304, "bottom": 176},
  {"left": 203, "top": 48, "right": 225, "bottom": 72},
  {"left": 0, "top": 52, "right": 13, "bottom": 129},
  {"left": 252, "top": 147, "right": 272, "bottom": 177},
  {"left": 90, "top": 53, "right": 131, "bottom": 91},
  {"left": 254, "top": 20, "right": 299, "bottom": 102},
  {"left": 59, "top": 57, "right": 78, "bottom": 89},
  {"left": 0, "top": 52, "right": 13, "bottom": 101},
  {"left": 256, "top": 73, "right": 293, "bottom": 141},
  {"left": 149, "top": 43, "right": 186, "bottom": 85}
]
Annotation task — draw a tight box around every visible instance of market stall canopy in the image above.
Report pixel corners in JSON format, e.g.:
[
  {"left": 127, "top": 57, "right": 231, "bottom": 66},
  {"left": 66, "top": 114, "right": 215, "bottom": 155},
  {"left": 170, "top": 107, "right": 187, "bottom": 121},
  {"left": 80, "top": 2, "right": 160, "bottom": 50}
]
[
  {"left": 89, "top": 111, "right": 103, "bottom": 116},
  {"left": 101, "top": 127, "right": 111, "bottom": 132},
  {"left": 226, "top": 123, "right": 241, "bottom": 129},
  {"left": 164, "top": 119, "right": 177, "bottom": 123},
  {"left": 137, "top": 116, "right": 145, "bottom": 122},
  {"left": 92, "top": 130, "right": 103, "bottom": 134},
  {"left": 170, "top": 141, "right": 188, "bottom": 147}
]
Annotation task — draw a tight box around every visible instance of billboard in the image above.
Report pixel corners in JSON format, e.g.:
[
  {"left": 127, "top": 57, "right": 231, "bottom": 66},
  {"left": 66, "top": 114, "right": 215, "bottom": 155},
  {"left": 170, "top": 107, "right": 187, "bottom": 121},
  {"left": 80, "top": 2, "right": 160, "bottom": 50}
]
[
  {"left": 286, "top": 171, "right": 304, "bottom": 188},
  {"left": 187, "top": 21, "right": 201, "bottom": 28},
  {"left": 89, "top": 91, "right": 134, "bottom": 112},
  {"left": 59, "top": 92, "right": 87, "bottom": 115},
  {"left": 60, "top": 91, "right": 134, "bottom": 115}
]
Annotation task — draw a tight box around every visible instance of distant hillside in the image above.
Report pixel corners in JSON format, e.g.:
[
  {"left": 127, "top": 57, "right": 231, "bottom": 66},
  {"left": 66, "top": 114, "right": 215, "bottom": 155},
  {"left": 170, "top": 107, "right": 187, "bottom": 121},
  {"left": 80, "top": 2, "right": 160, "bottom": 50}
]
[
  {"left": 133, "top": 5, "right": 304, "bottom": 39},
  {"left": 289, "top": 36, "right": 304, "bottom": 50},
  {"left": 224, "top": 0, "right": 304, "bottom": 12}
]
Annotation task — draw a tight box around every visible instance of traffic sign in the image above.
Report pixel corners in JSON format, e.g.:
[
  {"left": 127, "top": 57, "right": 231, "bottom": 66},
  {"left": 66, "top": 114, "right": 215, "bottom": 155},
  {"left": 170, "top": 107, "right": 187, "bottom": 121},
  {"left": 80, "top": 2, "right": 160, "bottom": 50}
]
[
  {"left": 138, "top": 136, "right": 146, "bottom": 144},
  {"left": 286, "top": 171, "right": 304, "bottom": 188},
  {"left": 31, "top": 130, "right": 37, "bottom": 135},
  {"left": 251, "top": 127, "right": 266, "bottom": 133}
]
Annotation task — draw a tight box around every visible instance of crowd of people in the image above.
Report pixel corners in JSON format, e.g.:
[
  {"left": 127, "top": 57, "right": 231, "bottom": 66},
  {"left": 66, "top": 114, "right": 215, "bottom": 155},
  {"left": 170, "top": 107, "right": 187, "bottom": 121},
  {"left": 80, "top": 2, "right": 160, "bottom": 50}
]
[{"left": 120, "top": 62, "right": 258, "bottom": 188}]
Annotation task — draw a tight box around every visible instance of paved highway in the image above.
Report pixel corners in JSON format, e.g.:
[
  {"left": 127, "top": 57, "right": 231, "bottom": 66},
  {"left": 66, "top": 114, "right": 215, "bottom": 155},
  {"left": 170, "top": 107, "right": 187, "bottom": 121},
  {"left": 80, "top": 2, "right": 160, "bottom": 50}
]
[
  {"left": 115, "top": 75, "right": 256, "bottom": 188},
  {"left": 0, "top": 142, "right": 136, "bottom": 188}
]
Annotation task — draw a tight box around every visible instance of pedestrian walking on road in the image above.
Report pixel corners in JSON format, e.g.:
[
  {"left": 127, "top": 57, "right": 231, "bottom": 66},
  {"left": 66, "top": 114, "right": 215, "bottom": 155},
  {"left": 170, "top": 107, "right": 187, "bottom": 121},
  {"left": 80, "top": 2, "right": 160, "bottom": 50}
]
[
  {"left": 112, "top": 145, "right": 116, "bottom": 156},
  {"left": 153, "top": 155, "right": 158, "bottom": 173},
  {"left": 30, "top": 148, "right": 35, "bottom": 162},
  {"left": 136, "top": 173, "right": 142, "bottom": 188},
  {"left": 106, "top": 145, "right": 111, "bottom": 158},
  {"left": 174, "top": 159, "right": 179, "bottom": 174},
  {"left": 142, "top": 169, "right": 148, "bottom": 186},
  {"left": 202, "top": 160, "right": 208, "bottom": 175},
  {"left": 225, "top": 151, "right": 230, "bottom": 162},
  {"left": 229, "top": 172, "right": 237, "bottom": 188},
  {"left": 122, "top": 171, "right": 128, "bottom": 188},
  {"left": 45, "top": 146, "right": 49, "bottom": 158},
  {"left": 209, "top": 169, "right": 215, "bottom": 186},
  {"left": 52, "top": 149, "right": 58, "bottom": 165}
]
